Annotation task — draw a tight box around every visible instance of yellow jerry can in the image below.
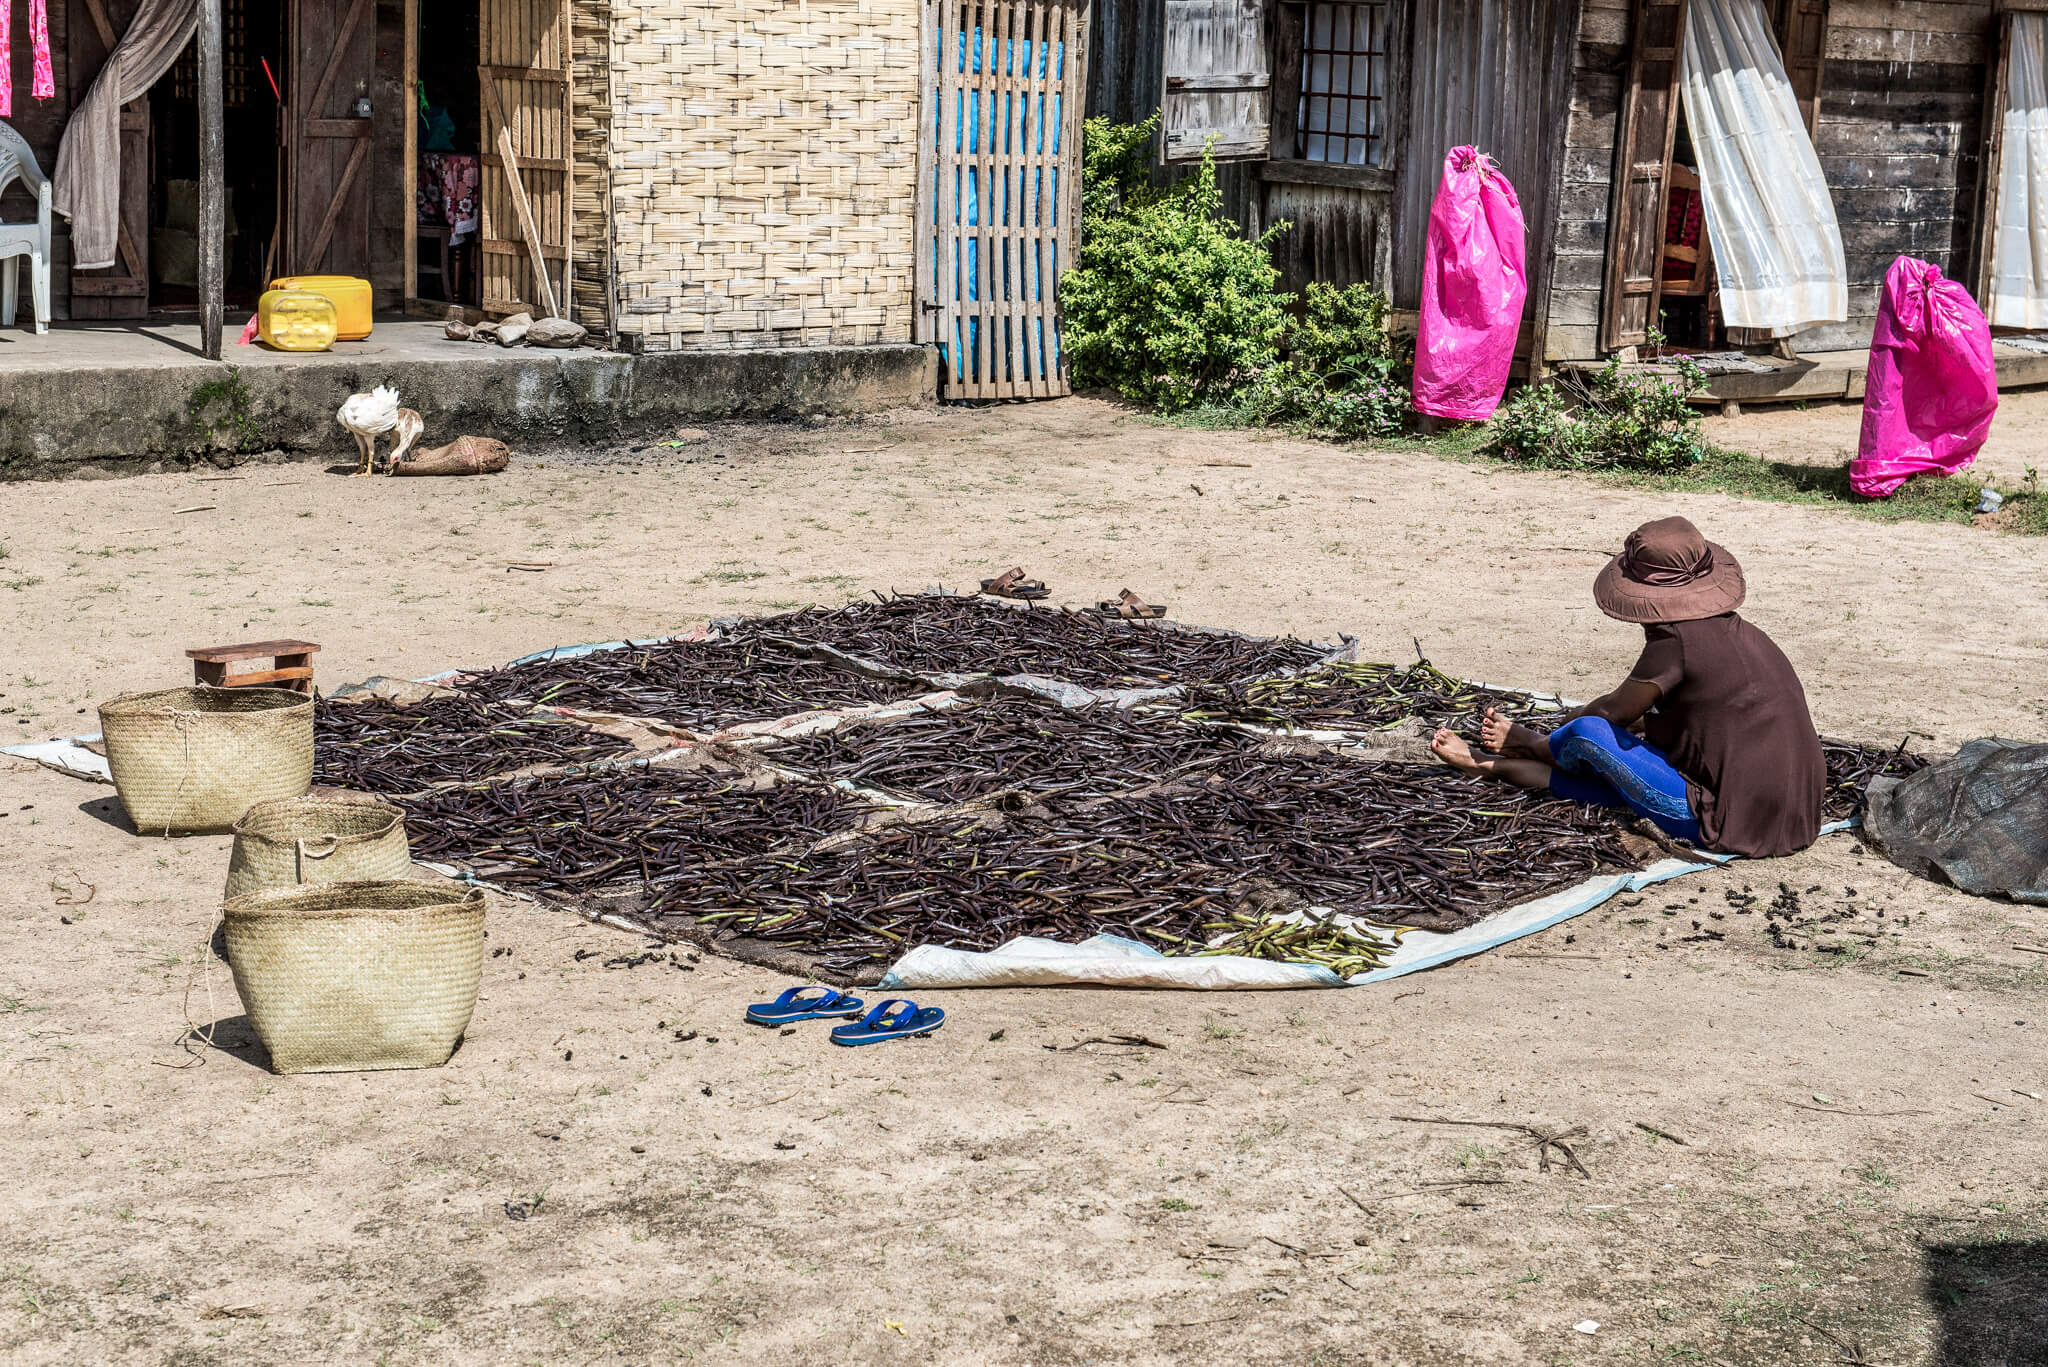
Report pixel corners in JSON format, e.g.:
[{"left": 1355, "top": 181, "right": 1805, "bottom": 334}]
[
  {"left": 268, "top": 274, "right": 373, "bottom": 341},
  {"left": 256, "top": 289, "right": 340, "bottom": 352}
]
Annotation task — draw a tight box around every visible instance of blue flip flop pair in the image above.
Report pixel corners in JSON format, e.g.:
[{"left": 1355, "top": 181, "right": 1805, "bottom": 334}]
[{"left": 744, "top": 987, "right": 945, "bottom": 1046}]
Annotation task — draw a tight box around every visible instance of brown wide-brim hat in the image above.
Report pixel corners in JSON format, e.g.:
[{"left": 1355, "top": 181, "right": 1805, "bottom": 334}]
[{"left": 1593, "top": 516, "right": 1746, "bottom": 624}]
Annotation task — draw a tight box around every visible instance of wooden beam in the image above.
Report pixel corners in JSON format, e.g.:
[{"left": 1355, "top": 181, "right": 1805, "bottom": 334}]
[
  {"left": 404, "top": 0, "right": 418, "bottom": 306},
  {"left": 199, "top": 0, "right": 225, "bottom": 360}
]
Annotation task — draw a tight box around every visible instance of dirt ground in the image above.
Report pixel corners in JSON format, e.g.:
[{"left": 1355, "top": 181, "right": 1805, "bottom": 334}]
[{"left": 1, "top": 393, "right": 2044, "bottom": 1366}]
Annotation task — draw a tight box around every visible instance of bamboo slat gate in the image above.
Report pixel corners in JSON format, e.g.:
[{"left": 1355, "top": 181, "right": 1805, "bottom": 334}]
[{"left": 917, "top": 0, "right": 1091, "bottom": 399}]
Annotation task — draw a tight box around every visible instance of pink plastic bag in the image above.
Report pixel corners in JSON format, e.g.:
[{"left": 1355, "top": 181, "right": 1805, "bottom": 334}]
[
  {"left": 1849, "top": 256, "right": 1998, "bottom": 499},
  {"left": 1412, "top": 147, "right": 1528, "bottom": 421}
]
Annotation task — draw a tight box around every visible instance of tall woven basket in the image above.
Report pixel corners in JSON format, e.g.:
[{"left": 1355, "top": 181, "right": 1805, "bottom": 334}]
[
  {"left": 226, "top": 797, "right": 414, "bottom": 901},
  {"left": 222, "top": 881, "right": 486, "bottom": 1074},
  {"left": 99, "top": 686, "right": 314, "bottom": 835}
]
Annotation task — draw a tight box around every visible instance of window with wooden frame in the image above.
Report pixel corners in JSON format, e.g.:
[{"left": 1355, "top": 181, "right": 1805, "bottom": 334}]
[
  {"left": 1292, "top": 2, "right": 1394, "bottom": 165},
  {"left": 1266, "top": 0, "right": 1406, "bottom": 183}
]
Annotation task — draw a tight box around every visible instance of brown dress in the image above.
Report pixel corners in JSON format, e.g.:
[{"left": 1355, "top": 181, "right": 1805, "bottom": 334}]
[{"left": 1626, "top": 613, "right": 1825, "bottom": 858}]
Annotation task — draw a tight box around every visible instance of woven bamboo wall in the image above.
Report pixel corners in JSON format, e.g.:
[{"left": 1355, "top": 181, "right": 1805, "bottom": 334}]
[
  {"left": 570, "top": 0, "right": 615, "bottom": 334},
  {"left": 606, "top": 0, "right": 921, "bottom": 350}
]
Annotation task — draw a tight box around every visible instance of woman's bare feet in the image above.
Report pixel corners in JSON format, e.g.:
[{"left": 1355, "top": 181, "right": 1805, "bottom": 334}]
[
  {"left": 1480, "top": 706, "right": 1550, "bottom": 760},
  {"left": 1430, "top": 727, "right": 1483, "bottom": 775},
  {"left": 1433, "top": 725, "right": 1554, "bottom": 791}
]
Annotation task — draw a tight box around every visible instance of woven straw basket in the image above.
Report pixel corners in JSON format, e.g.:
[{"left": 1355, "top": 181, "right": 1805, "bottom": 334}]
[
  {"left": 99, "top": 686, "right": 314, "bottom": 835},
  {"left": 222, "top": 880, "right": 486, "bottom": 1074},
  {"left": 225, "top": 797, "right": 413, "bottom": 901}
]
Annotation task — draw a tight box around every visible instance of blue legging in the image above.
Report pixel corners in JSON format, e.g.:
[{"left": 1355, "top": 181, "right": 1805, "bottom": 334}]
[{"left": 1544, "top": 716, "right": 1702, "bottom": 843}]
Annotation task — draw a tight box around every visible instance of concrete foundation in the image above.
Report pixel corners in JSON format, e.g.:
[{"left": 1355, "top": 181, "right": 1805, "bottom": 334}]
[{"left": 0, "top": 321, "right": 939, "bottom": 479}]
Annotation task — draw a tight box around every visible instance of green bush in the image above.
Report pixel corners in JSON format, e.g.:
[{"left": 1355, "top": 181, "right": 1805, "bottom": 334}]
[
  {"left": 1062, "top": 147, "right": 1293, "bottom": 411},
  {"left": 1289, "top": 280, "right": 1396, "bottom": 377},
  {"left": 1078, "top": 113, "right": 1160, "bottom": 234},
  {"left": 1484, "top": 351, "right": 1709, "bottom": 474},
  {"left": 1222, "top": 282, "right": 1410, "bottom": 439}
]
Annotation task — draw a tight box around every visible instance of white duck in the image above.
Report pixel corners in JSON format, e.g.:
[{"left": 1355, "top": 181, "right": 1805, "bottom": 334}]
[{"left": 337, "top": 385, "right": 424, "bottom": 476}]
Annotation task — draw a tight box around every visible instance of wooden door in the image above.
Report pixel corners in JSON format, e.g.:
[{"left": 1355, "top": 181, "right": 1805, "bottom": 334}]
[
  {"left": 286, "top": 0, "right": 374, "bottom": 277},
  {"left": 915, "top": 0, "right": 1091, "bottom": 399},
  {"left": 1159, "top": 0, "right": 1270, "bottom": 162},
  {"left": 1601, "top": 0, "right": 1689, "bottom": 352},
  {"left": 1774, "top": 0, "right": 1828, "bottom": 137},
  {"left": 68, "top": 0, "right": 151, "bottom": 318},
  {"left": 478, "top": 0, "right": 572, "bottom": 317}
]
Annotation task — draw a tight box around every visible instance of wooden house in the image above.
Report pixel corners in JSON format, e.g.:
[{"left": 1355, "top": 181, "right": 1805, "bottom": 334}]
[
  {"left": 5, "top": 0, "right": 1092, "bottom": 395},
  {"left": 1087, "top": 0, "right": 2042, "bottom": 371}
]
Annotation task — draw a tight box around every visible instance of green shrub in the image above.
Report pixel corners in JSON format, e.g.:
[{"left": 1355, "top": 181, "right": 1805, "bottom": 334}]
[
  {"left": 1288, "top": 280, "right": 1396, "bottom": 378},
  {"left": 1220, "top": 282, "right": 1410, "bottom": 439},
  {"left": 1061, "top": 149, "right": 1293, "bottom": 411},
  {"left": 1079, "top": 113, "right": 1161, "bottom": 234},
  {"left": 1484, "top": 351, "right": 1709, "bottom": 473}
]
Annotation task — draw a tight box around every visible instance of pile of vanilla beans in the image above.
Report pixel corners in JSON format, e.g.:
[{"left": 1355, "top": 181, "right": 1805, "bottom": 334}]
[
  {"left": 313, "top": 695, "right": 633, "bottom": 794},
  {"left": 764, "top": 696, "right": 1247, "bottom": 801},
  {"left": 333, "top": 592, "right": 1924, "bottom": 971},
  {"left": 449, "top": 639, "right": 922, "bottom": 729},
  {"left": 726, "top": 592, "right": 1329, "bottom": 688}
]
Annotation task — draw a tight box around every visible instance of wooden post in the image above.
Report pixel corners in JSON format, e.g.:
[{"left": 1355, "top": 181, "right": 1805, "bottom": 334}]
[
  {"left": 198, "top": 0, "right": 225, "bottom": 359},
  {"left": 403, "top": 0, "right": 419, "bottom": 307}
]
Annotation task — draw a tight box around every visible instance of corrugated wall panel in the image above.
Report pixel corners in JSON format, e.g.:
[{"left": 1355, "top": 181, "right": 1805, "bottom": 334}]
[{"left": 1393, "top": 0, "right": 1580, "bottom": 308}]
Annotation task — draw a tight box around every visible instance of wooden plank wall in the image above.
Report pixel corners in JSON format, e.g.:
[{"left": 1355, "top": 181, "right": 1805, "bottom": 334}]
[
  {"left": 1549, "top": 0, "right": 1997, "bottom": 360},
  {"left": 1809, "top": 0, "right": 1993, "bottom": 349},
  {"left": 1396, "top": 0, "right": 1579, "bottom": 309},
  {"left": 1543, "top": 0, "right": 1629, "bottom": 362}
]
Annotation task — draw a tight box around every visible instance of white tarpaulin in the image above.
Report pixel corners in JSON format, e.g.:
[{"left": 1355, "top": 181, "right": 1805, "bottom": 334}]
[
  {"left": 1679, "top": 0, "right": 1846, "bottom": 336},
  {"left": 1990, "top": 14, "right": 2048, "bottom": 328}
]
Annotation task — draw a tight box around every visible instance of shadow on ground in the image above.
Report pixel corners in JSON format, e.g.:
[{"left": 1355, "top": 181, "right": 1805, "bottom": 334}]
[{"left": 1926, "top": 1240, "right": 2048, "bottom": 1366}]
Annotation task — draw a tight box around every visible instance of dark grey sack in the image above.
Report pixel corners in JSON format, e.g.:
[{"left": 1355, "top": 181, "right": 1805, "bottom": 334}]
[{"left": 1865, "top": 739, "right": 2048, "bottom": 905}]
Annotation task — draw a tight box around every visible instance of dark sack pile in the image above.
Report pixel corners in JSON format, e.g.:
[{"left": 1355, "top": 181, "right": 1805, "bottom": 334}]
[{"left": 1866, "top": 740, "right": 2048, "bottom": 905}]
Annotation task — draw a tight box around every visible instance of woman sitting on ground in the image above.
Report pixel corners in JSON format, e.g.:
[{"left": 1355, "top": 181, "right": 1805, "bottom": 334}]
[{"left": 1430, "top": 515, "right": 1824, "bottom": 858}]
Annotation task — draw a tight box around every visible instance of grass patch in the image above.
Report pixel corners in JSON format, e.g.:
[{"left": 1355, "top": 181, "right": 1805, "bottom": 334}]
[{"left": 1563, "top": 446, "right": 2047, "bottom": 534}]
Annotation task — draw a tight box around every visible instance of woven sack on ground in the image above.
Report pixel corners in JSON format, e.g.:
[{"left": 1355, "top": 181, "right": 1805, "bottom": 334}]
[
  {"left": 222, "top": 880, "right": 486, "bottom": 1073},
  {"left": 392, "top": 435, "right": 510, "bottom": 476},
  {"left": 1866, "top": 738, "right": 2048, "bottom": 905},
  {"left": 99, "top": 686, "right": 314, "bottom": 835},
  {"left": 225, "top": 796, "right": 413, "bottom": 900}
]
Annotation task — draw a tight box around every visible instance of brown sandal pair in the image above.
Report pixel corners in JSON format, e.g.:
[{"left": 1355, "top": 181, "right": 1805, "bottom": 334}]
[
  {"left": 980, "top": 566, "right": 1050, "bottom": 601},
  {"left": 978, "top": 569, "right": 1168, "bottom": 619},
  {"left": 1094, "top": 588, "right": 1167, "bottom": 620}
]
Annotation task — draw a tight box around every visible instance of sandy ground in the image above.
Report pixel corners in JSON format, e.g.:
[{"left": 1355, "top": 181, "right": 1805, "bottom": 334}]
[{"left": 1, "top": 394, "right": 2044, "bottom": 1365}]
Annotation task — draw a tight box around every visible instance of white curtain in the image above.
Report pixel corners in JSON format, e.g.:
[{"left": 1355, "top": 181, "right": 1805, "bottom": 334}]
[
  {"left": 52, "top": 0, "right": 199, "bottom": 271},
  {"left": 1679, "top": 0, "right": 1847, "bottom": 336},
  {"left": 1989, "top": 14, "right": 2048, "bottom": 329}
]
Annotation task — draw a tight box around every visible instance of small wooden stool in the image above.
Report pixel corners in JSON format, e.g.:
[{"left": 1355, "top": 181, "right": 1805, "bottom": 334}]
[{"left": 187, "top": 640, "right": 322, "bottom": 694}]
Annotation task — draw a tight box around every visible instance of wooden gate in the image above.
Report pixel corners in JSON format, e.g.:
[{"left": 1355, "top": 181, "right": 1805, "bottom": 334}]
[
  {"left": 916, "top": 0, "right": 1090, "bottom": 400},
  {"left": 68, "top": 0, "right": 151, "bottom": 318},
  {"left": 479, "top": 0, "right": 572, "bottom": 317},
  {"left": 286, "top": 0, "right": 374, "bottom": 276}
]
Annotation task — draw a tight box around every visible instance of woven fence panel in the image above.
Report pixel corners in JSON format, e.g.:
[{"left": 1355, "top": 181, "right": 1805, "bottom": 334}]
[
  {"left": 608, "top": 0, "right": 921, "bottom": 352},
  {"left": 916, "top": 0, "right": 1090, "bottom": 399}
]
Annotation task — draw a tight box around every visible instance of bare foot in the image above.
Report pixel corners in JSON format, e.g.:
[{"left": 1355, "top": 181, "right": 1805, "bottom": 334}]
[
  {"left": 1481, "top": 706, "right": 1546, "bottom": 759},
  {"left": 1430, "top": 727, "right": 1483, "bottom": 775}
]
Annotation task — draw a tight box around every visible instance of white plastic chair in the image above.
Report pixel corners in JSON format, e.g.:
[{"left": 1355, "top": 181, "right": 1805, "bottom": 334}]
[{"left": 0, "top": 121, "right": 51, "bottom": 334}]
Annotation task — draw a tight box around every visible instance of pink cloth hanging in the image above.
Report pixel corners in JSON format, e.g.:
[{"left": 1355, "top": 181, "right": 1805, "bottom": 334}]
[
  {"left": 2, "top": 0, "right": 13, "bottom": 118},
  {"left": 32, "top": 0, "right": 54, "bottom": 100}
]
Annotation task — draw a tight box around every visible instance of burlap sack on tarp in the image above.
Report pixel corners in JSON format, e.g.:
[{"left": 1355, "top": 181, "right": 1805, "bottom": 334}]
[{"left": 1866, "top": 739, "right": 2048, "bottom": 905}]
